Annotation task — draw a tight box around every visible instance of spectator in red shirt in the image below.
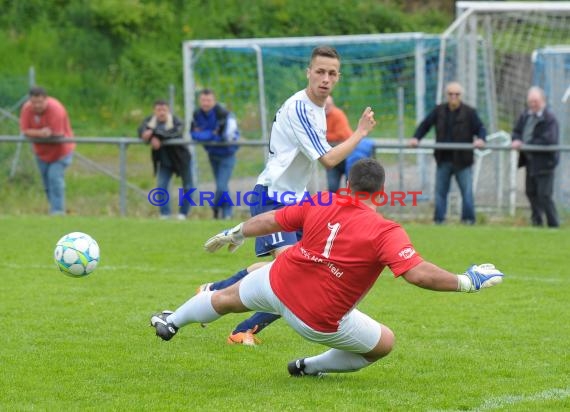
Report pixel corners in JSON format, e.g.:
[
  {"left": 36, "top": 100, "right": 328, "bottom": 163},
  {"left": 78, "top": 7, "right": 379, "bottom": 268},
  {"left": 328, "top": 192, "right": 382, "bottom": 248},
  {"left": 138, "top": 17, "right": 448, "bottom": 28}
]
[
  {"left": 20, "top": 87, "right": 75, "bottom": 215},
  {"left": 151, "top": 158, "right": 504, "bottom": 376}
]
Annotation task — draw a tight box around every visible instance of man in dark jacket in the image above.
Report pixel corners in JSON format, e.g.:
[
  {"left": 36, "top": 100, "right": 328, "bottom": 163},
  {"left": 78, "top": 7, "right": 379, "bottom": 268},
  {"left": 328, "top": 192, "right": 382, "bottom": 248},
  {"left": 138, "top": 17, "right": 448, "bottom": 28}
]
[
  {"left": 191, "top": 89, "right": 239, "bottom": 220},
  {"left": 409, "top": 82, "right": 486, "bottom": 224},
  {"left": 511, "top": 86, "right": 559, "bottom": 227},
  {"left": 138, "top": 100, "right": 192, "bottom": 220}
]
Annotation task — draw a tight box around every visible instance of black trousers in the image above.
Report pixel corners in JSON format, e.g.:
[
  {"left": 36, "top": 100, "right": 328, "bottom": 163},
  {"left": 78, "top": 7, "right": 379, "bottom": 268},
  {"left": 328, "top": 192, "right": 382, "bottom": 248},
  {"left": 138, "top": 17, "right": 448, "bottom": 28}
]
[{"left": 525, "top": 171, "right": 559, "bottom": 227}]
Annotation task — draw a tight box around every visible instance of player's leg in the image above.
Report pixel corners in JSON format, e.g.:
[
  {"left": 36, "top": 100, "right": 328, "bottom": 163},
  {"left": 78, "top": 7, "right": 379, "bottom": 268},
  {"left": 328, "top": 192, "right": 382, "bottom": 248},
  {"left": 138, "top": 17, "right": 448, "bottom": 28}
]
[
  {"left": 284, "top": 309, "right": 394, "bottom": 376},
  {"left": 222, "top": 185, "right": 301, "bottom": 344},
  {"left": 227, "top": 312, "right": 281, "bottom": 345},
  {"left": 150, "top": 263, "right": 280, "bottom": 340},
  {"left": 199, "top": 262, "right": 268, "bottom": 293},
  {"left": 225, "top": 236, "right": 297, "bottom": 344},
  {"left": 150, "top": 280, "right": 249, "bottom": 341},
  {"left": 434, "top": 161, "right": 453, "bottom": 224}
]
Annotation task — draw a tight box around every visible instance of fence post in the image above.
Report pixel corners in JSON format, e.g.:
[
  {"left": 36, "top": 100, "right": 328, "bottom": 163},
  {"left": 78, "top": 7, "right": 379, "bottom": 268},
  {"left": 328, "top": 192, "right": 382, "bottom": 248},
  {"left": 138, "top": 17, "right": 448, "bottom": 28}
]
[
  {"left": 509, "top": 149, "right": 518, "bottom": 217},
  {"left": 119, "top": 139, "right": 128, "bottom": 216},
  {"left": 397, "top": 87, "right": 405, "bottom": 192},
  {"left": 169, "top": 84, "right": 175, "bottom": 115}
]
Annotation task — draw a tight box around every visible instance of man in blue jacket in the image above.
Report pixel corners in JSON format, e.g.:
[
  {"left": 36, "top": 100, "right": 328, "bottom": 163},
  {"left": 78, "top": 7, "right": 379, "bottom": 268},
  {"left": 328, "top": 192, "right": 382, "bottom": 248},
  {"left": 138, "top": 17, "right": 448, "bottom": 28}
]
[{"left": 191, "top": 89, "right": 239, "bottom": 219}]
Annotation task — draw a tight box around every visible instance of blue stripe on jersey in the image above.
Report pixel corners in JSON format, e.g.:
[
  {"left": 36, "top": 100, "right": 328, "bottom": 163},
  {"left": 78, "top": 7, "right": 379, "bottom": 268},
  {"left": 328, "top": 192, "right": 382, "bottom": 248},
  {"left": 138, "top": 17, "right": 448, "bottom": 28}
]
[{"left": 295, "top": 101, "right": 327, "bottom": 156}]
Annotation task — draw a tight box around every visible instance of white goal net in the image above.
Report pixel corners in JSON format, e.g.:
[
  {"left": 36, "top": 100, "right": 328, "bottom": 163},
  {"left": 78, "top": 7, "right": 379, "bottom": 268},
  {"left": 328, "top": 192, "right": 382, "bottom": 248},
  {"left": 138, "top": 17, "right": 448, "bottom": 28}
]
[{"left": 439, "top": 1, "right": 570, "bottom": 213}]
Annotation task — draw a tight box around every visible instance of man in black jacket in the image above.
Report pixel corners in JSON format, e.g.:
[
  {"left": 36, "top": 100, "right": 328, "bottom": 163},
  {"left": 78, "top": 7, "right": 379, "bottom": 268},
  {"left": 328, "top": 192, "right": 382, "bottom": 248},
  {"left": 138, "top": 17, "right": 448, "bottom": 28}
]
[
  {"left": 139, "top": 100, "right": 192, "bottom": 220},
  {"left": 410, "top": 82, "right": 486, "bottom": 224},
  {"left": 511, "top": 87, "right": 559, "bottom": 228}
]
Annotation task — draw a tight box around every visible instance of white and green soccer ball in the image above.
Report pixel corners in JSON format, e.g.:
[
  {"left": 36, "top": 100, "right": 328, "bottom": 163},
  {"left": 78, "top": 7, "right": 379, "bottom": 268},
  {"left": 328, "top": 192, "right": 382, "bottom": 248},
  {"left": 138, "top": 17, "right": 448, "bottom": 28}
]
[{"left": 54, "top": 232, "right": 100, "bottom": 277}]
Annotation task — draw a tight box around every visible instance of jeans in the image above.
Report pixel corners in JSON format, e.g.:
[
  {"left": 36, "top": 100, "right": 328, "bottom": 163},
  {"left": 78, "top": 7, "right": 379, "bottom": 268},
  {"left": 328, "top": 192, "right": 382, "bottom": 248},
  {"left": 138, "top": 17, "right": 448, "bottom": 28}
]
[
  {"left": 525, "top": 171, "right": 559, "bottom": 227},
  {"left": 326, "top": 160, "right": 346, "bottom": 192},
  {"left": 434, "top": 161, "right": 475, "bottom": 224},
  {"left": 36, "top": 153, "right": 73, "bottom": 215},
  {"left": 156, "top": 163, "right": 193, "bottom": 216},
  {"left": 208, "top": 153, "right": 236, "bottom": 219}
]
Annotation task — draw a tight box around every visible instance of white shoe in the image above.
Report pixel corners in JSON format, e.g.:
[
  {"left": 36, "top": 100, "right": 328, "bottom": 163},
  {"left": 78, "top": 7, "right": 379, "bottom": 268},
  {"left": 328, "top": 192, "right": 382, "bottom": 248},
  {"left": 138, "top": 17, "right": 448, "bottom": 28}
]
[
  {"left": 159, "top": 215, "right": 170, "bottom": 220},
  {"left": 176, "top": 213, "right": 187, "bottom": 220}
]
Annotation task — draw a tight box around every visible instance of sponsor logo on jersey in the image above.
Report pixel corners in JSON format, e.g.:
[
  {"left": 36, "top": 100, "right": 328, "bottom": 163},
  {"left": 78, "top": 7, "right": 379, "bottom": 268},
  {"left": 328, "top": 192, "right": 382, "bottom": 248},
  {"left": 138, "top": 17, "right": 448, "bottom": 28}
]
[{"left": 398, "top": 247, "right": 416, "bottom": 259}]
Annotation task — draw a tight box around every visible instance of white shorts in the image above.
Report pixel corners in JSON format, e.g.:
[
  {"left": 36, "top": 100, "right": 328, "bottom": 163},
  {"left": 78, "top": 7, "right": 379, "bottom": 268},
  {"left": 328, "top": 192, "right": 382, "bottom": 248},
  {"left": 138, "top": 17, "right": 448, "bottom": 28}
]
[{"left": 239, "top": 262, "right": 382, "bottom": 353}]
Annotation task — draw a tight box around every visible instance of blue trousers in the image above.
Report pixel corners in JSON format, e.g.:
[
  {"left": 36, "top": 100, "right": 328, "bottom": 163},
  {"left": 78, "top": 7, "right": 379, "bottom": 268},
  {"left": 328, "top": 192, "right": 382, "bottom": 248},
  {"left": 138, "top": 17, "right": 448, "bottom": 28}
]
[
  {"left": 434, "top": 162, "right": 475, "bottom": 224},
  {"left": 207, "top": 153, "right": 236, "bottom": 219},
  {"left": 156, "top": 163, "right": 193, "bottom": 216},
  {"left": 36, "top": 153, "right": 73, "bottom": 215}
]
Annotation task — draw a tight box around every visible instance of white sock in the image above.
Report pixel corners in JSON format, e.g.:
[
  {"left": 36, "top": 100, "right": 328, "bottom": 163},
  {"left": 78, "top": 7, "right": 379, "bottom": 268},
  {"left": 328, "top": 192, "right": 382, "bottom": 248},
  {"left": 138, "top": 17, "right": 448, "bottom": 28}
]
[
  {"left": 167, "top": 290, "right": 221, "bottom": 327},
  {"left": 304, "top": 349, "right": 372, "bottom": 374}
]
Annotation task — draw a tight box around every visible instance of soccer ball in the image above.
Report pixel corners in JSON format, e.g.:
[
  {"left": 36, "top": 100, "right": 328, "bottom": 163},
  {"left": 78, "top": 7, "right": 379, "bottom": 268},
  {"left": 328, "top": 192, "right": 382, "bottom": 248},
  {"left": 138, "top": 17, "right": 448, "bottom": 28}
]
[{"left": 54, "top": 232, "right": 100, "bottom": 277}]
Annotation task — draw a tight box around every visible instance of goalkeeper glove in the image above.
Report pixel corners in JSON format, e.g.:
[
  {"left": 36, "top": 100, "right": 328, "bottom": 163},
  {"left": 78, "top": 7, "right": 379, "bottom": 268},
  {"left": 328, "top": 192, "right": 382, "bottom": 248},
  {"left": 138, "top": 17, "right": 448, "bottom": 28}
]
[
  {"left": 204, "top": 223, "right": 245, "bottom": 253},
  {"left": 457, "top": 263, "right": 504, "bottom": 293}
]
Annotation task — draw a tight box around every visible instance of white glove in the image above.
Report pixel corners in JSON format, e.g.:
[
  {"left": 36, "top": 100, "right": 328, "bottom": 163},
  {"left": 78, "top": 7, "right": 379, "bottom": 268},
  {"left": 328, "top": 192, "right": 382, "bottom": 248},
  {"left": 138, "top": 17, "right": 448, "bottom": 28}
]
[
  {"left": 204, "top": 223, "right": 245, "bottom": 253},
  {"left": 457, "top": 263, "right": 504, "bottom": 293}
]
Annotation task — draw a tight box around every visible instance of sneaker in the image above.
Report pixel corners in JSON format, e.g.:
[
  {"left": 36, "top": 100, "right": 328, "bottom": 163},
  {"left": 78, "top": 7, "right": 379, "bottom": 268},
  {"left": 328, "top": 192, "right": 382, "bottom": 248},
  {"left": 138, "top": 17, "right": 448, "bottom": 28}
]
[
  {"left": 227, "top": 329, "right": 261, "bottom": 346},
  {"left": 176, "top": 213, "right": 187, "bottom": 221},
  {"left": 287, "top": 358, "right": 323, "bottom": 377},
  {"left": 159, "top": 215, "right": 170, "bottom": 220},
  {"left": 150, "top": 310, "right": 178, "bottom": 341},
  {"left": 195, "top": 283, "right": 213, "bottom": 294},
  {"left": 288, "top": 358, "right": 308, "bottom": 376}
]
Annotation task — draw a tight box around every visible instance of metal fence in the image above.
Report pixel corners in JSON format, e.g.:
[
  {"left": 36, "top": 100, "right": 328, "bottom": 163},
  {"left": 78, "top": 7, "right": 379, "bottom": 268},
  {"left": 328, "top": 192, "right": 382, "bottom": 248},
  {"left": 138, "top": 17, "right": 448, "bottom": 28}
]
[{"left": 1, "top": 135, "right": 568, "bottom": 219}]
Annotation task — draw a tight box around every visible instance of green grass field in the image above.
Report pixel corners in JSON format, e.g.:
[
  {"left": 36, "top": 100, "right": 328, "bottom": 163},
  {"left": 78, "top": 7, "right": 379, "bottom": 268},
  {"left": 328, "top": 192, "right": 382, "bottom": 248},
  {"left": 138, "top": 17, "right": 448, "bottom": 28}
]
[{"left": 1, "top": 216, "right": 568, "bottom": 411}]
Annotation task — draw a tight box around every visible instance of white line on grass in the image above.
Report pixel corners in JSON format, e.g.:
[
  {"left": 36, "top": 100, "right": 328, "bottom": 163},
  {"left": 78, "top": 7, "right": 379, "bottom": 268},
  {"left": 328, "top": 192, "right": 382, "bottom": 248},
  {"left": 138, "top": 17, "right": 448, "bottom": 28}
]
[
  {"left": 430, "top": 387, "right": 570, "bottom": 412},
  {"left": 508, "top": 274, "right": 566, "bottom": 283},
  {"left": 472, "top": 387, "right": 570, "bottom": 411},
  {"left": 1, "top": 262, "right": 231, "bottom": 275}
]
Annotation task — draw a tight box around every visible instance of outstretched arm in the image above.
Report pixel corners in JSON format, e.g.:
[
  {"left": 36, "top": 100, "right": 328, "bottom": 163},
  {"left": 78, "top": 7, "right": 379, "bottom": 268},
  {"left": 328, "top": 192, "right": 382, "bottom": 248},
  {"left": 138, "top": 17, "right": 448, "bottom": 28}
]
[
  {"left": 402, "top": 261, "right": 503, "bottom": 293},
  {"left": 204, "top": 210, "right": 283, "bottom": 253}
]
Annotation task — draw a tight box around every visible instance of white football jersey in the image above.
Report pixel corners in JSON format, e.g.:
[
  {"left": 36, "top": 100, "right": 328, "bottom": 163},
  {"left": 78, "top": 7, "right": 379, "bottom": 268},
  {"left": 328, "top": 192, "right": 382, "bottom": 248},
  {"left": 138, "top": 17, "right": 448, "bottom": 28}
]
[{"left": 257, "top": 89, "right": 331, "bottom": 200}]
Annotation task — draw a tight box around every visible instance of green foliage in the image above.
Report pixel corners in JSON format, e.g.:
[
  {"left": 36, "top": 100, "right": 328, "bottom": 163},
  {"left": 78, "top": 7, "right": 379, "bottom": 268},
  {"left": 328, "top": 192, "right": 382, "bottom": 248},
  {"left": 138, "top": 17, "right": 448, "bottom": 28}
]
[
  {"left": 0, "top": 217, "right": 569, "bottom": 410},
  {"left": 0, "top": 0, "right": 452, "bottom": 136}
]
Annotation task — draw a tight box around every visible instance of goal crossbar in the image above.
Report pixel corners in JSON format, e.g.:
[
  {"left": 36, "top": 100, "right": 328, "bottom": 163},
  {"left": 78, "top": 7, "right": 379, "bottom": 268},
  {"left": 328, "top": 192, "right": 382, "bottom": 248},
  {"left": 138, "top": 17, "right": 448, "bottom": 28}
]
[{"left": 457, "top": 1, "right": 570, "bottom": 13}]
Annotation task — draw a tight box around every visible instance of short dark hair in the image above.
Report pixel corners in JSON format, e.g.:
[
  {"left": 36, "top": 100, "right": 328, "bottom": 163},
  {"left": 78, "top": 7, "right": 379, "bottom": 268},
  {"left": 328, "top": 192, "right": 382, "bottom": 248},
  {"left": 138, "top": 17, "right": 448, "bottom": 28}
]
[
  {"left": 29, "top": 86, "right": 47, "bottom": 97},
  {"left": 348, "top": 158, "right": 385, "bottom": 194},
  {"left": 199, "top": 88, "right": 215, "bottom": 97},
  {"left": 310, "top": 46, "right": 340, "bottom": 64},
  {"left": 154, "top": 99, "right": 169, "bottom": 107}
]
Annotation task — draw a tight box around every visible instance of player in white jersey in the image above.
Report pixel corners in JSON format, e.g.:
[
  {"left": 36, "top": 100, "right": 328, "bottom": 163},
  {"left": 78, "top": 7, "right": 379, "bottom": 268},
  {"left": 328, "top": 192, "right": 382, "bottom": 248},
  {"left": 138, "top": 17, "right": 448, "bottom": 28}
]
[
  {"left": 257, "top": 89, "right": 330, "bottom": 200},
  {"left": 177, "top": 46, "right": 377, "bottom": 345}
]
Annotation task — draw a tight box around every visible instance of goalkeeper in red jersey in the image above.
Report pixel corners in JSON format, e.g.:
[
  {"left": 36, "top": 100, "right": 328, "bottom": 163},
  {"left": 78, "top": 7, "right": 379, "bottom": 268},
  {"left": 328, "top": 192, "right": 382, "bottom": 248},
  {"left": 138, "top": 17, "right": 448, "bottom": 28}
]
[{"left": 151, "top": 158, "right": 503, "bottom": 376}]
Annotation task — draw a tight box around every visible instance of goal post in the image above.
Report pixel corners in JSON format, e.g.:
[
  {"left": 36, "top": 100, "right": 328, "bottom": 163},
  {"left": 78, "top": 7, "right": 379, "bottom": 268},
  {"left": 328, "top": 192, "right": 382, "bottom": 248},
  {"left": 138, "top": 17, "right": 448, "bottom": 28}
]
[
  {"left": 182, "top": 34, "right": 441, "bottom": 140},
  {"left": 440, "top": 1, "right": 570, "bottom": 214},
  {"left": 182, "top": 34, "right": 441, "bottom": 200}
]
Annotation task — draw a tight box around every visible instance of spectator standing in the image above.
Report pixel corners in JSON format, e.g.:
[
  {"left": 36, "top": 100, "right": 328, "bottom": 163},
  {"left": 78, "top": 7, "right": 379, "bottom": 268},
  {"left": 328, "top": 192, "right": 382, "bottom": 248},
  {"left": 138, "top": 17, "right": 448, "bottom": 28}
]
[
  {"left": 409, "top": 82, "right": 486, "bottom": 225},
  {"left": 20, "top": 86, "right": 75, "bottom": 215},
  {"left": 138, "top": 100, "right": 192, "bottom": 220},
  {"left": 511, "top": 86, "right": 559, "bottom": 228},
  {"left": 190, "top": 89, "right": 239, "bottom": 220},
  {"left": 324, "top": 96, "right": 353, "bottom": 192}
]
